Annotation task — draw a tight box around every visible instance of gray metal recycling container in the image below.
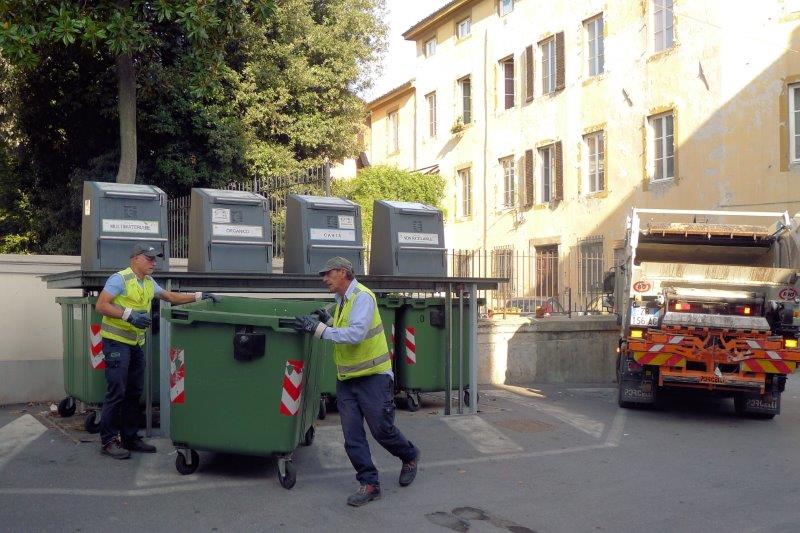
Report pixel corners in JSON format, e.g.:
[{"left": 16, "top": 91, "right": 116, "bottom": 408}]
[
  {"left": 368, "top": 200, "right": 446, "bottom": 276},
  {"left": 81, "top": 181, "right": 169, "bottom": 271},
  {"left": 283, "top": 194, "right": 365, "bottom": 275},
  {"left": 187, "top": 188, "right": 272, "bottom": 273}
]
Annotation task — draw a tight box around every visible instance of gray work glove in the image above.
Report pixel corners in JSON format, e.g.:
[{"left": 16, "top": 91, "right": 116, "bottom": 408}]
[
  {"left": 195, "top": 292, "right": 220, "bottom": 303},
  {"left": 293, "top": 315, "right": 327, "bottom": 338},
  {"left": 126, "top": 311, "right": 152, "bottom": 329},
  {"left": 312, "top": 307, "right": 333, "bottom": 325}
]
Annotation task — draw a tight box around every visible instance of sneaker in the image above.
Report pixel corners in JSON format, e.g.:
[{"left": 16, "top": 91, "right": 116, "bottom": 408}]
[
  {"left": 399, "top": 449, "right": 419, "bottom": 487},
  {"left": 123, "top": 438, "right": 157, "bottom": 453},
  {"left": 101, "top": 438, "right": 131, "bottom": 460},
  {"left": 346, "top": 484, "right": 381, "bottom": 507}
]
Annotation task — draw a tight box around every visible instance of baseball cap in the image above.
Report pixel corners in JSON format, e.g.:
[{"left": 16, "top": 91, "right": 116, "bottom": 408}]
[
  {"left": 131, "top": 243, "right": 164, "bottom": 259},
  {"left": 317, "top": 256, "right": 353, "bottom": 275}
]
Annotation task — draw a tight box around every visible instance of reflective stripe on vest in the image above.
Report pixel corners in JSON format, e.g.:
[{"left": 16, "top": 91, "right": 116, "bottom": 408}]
[
  {"left": 337, "top": 352, "right": 391, "bottom": 375},
  {"left": 100, "top": 323, "right": 138, "bottom": 342},
  {"left": 332, "top": 281, "right": 391, "bottom": 380},
  {"left": 100, "top": 267, "right": 155, "bottom": 346}
]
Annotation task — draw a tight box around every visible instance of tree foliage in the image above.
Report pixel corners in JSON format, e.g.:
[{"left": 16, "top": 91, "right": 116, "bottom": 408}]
[
  {"left": 332, "top": 165, "right": 446, "bottom": 244},
  {"left": 0, "top": 0, "right": 387, "bottom": 254}
]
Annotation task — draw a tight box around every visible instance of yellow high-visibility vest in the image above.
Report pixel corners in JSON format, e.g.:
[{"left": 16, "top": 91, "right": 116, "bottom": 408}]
[
  {"left": 333, "top": 282, "right": 391, "bottom": 380},
  {"left": 100, "top": 267, "right": 155, "bottom": 346}
]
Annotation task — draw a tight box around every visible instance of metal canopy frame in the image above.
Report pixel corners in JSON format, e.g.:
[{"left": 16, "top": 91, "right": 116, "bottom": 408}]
[{"left": 43, "top": 270, "right": 502, "bottom": 436}]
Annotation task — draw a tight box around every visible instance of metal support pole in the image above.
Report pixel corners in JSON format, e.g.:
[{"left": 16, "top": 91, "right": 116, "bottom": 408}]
[
  {"left": 158, "top": 279, "right": 172, "bottom": 439},
  {"left": 458, "top": 284, "right": 464, "bottom": 415},
  {"left": 444, "top": 283, "right": 452, "bottom": 415},
  {"left": 145, "top": 325, "right": 153, "bottom": 437},
  {"left": 468, "top": 283, "right": 478, "bottom": 414}
]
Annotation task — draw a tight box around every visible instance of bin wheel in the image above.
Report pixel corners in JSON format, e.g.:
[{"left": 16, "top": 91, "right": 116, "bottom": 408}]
[
  {"left": 57, "top": 397, "right": 76, "bottom": 418},
  {"left": 84, "top": 411, "right": 101, "bottom": 434},
  {"left": 304, "top": 426, "right": 315, "bottom": 447},
  {"left": 317, "top": 398, "right": 327, "bottom": 420},
  {"left": 463, "top": 390, "right": 480, "bottom": 407},
  {"left": 175, "top": 450, "right": 200, "bottom": 475},
  {"left": 278, "top": 460, "right": 297, "bottom": 490},
  {"left": 406, "top": 392, "right": 420, "bottom": 412}
]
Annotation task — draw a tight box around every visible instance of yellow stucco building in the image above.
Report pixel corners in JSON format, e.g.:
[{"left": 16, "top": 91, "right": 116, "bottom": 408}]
[{"left": 366, "top": 0, "right": 800, "bottom": 308}]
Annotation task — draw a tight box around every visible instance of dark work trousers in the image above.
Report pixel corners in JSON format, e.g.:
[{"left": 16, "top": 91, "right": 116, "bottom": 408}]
[
  {"left": 336, "top": 373, "right": 417, "bottom": 486},
  {"left": 99, "top": 339, "right": 145, "bottom": 446}
]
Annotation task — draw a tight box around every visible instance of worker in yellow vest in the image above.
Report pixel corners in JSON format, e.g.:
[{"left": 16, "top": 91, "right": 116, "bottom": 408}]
[
  {"left": 293, "top": 256, "right": 419, "bottom": 506},
  {"left": 95, "top": 244, "right": 218, "bottom": 459}
]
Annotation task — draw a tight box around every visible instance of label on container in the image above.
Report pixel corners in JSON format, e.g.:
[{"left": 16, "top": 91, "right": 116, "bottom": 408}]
[
  {"left": 73, "top": 307, "right": 82, "bottom": 320},
  {"left": 211, "top": 208, "right": 230, "bottom": 223},
  {"left": 338, "top": 215, "right": 355, "bottom": 229},
  {"left": 102, "top": 219, "right": 159, "bottom": 234},
  {"left": 212, "top": 224, "right": 263, "bottom": 238},
  {"left": 398, "top": 232, "right": 439, "bottom": 245},
  {"left": 84, "top": 199, "right": 91, "bottom": 216},
  {"left": 97, "top": 183, "right": 155, "bottom": 193},
  {"left": 310, "top": 228, "right": 355, "bottom": 241}
]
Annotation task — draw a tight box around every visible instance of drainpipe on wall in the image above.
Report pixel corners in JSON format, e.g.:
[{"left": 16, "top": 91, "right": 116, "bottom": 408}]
[
  {"left": 482, "top": 28, "right": 489, "bottom": 251},
  {"left": 413, "top": 91, "right": 417, "bottom": 170}
]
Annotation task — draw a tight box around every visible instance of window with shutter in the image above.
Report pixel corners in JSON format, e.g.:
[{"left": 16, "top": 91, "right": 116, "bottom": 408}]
[
  {"left": 554, "top": 141, "right": 563, "bottom": 201},
  {"left": 500, "top": 156, "right": 516, "bottom": 208},
  {"left": 524, "top": 149, "right": 534, "bottom": 207},
  {"left": 499, "top": 57, "right": 515, "bottom": 110},
  {"left": 541, "top": 37, "right": 555, "bottom": 94},
  {"left": 525, "top": 45, "right": 534, "bottom": 101},
  {"left": 555, "top": 32, "right": 565, "bottom": 91}
]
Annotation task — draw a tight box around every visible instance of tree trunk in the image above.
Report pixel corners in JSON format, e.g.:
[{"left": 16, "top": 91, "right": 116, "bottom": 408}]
[{"left": 115, "top": 51, "right": 137, "bottom": 184}]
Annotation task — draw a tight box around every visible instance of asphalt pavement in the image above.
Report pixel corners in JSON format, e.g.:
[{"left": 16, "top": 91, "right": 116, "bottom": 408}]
[{"left": 2, "top": 381, "right": 800, "bottom": 532}]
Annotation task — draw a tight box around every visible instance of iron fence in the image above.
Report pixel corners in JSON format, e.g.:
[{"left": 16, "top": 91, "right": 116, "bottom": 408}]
[
  {"left": 168, "top": 164, "right": 329, "bottom": 258},
  {"left": 446, "top": 249, "right": 615, "bottom": 317}
]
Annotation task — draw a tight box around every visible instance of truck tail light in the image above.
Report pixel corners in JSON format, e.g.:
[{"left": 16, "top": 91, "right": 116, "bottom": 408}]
[
  {"left": 674, "top": 302, "right": 691, "bottom": 311},
  {"left": 630, "top": 329, "right": 644, "bottom": 339},
  {"left": 735, "top": 305, "right": 752, "bottom": 315},
  {"left": 627, "top": 360, "right": 643, "bottom": 372},
  {"left": 785, "top": 338, "right": 798, "bottom": 349}
]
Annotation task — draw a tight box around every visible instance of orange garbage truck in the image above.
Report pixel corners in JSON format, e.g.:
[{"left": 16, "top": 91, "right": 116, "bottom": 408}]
[{"left": 615, "top": 208, "right": 800, "bottom": 418}]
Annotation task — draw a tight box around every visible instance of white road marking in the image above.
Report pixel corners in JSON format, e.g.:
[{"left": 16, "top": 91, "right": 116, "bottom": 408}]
[
  {"left": 0, "top": 409, "right": 626, "bottom": 498},
  {"left": 488, "top": 389, "right": 606, "bottom": 439},
  {"left": 440, "top": 415, "right": 524, "bottom": 454},
  {"left": 134, "top": 438, "right": 202, "bottom": 487},
  {"left": 314, "top": 425, "right": 350, "bottom": 469},
  {"left": 0, "top": 415, "right": 48, "bottom": 473}
]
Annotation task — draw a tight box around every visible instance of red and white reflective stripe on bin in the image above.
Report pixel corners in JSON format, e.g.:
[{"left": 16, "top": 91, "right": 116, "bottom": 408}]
[
  {"left": 405, "top": 327, "right": 416, "bottom": 364},
  {"left": 89, "top": 324, "right": 105, "bottom": 370},
  {"left": 169, "top": 347, "right": 185, "bottom": 404},
  {"left": 280, "top": 360, "right": 304, "bottom": 416}
]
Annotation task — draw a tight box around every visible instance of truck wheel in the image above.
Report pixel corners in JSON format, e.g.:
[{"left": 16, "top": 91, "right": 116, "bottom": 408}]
[{"left": 734, "top": 395, "right": 746, "bottom": 416}]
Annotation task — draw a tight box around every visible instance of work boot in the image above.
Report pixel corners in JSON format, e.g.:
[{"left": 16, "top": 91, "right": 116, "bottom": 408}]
[
  {"left": 399, "top": 448, "right": 419, "bottom": 487},
  {"left": 346, "top": 484, "right": 381, "bottom": 507},
  {"left": 123, "top": 437, "right": 157, "bottom": 453},
  {"left": 101, "top": 438, "right": 131, "bottom": 460}
]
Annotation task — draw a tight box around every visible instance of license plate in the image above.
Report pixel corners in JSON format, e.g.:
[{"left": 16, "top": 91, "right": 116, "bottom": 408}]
[{"left": 630, "top": 306, "right": 659, "bottom": 326}]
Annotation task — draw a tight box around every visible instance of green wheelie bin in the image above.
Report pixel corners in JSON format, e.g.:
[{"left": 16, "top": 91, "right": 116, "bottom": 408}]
[
  {"left": 396, "top": 297, "right": 476, "bottom": 411},
  {"left": 56, "top": 296, "right": 160, "bottom": 433},
  {"left": 317, "top": 296, "right": 403, "bottom": 417},
  {"left": 163, "top": 296, "right": 325, "bottom": 490}
]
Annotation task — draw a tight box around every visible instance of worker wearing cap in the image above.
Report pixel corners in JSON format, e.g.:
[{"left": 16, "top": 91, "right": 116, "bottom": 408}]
[
  {"left": 293, "top": 256, "right": 419, "bottom": 506},
  {"left": 95, "top": 243, "right": 219, "bottom": 459}
]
